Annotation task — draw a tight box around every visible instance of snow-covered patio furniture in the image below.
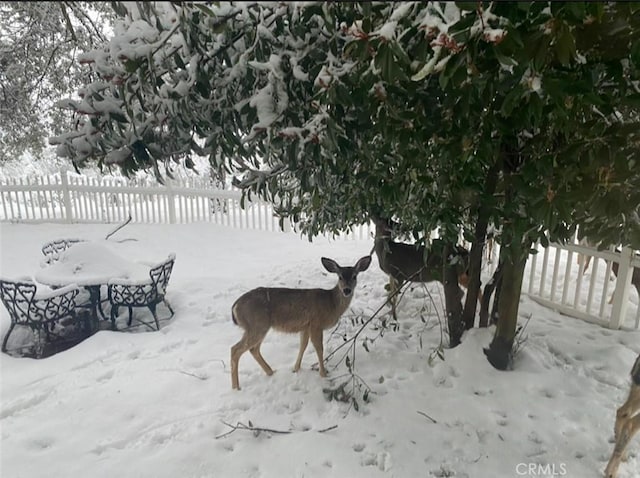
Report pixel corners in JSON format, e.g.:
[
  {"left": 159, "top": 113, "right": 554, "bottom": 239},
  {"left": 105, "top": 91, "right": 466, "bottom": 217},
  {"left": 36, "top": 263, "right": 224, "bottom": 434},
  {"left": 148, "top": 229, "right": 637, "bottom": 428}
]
[
  {"left": 0, "top": 278, "right": 84, "bottom": 357},
  {"left": 41, "top": 238, "right": 86, "bottom": 264},
  {"left": 36, "top": 242, "right": 151, "bottom": 328},
  {"left": 107, "top": 254, "right": 176, "bottom": 331}
]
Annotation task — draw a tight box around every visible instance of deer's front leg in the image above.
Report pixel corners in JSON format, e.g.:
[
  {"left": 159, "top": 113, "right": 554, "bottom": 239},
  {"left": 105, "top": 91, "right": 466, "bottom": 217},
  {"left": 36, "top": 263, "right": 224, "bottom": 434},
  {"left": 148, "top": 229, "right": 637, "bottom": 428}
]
[
  {"left": 293, "top": 329, "right": 310, "bottom": 372},
  {"left": 605, "top": 414, "right": 640, "bottom": 478},
  {"left": 614, "top": 386, "right": 640, "bottom": 441},
  {"left": 310, "top": 327, "right": 326, "bottom": 377}
]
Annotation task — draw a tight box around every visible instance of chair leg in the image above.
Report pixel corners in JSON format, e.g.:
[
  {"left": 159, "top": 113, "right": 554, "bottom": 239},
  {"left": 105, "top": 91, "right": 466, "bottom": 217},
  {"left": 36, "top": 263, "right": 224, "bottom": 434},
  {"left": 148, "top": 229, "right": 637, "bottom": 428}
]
[
  {"left": 164, "top": 299, "right": 174, "bottom": 318},
  {"left": 2, "top": 322, "right": 16, "bottom": 353},
  {"left": 110, "top": 305, "right": 119, "bottom": 331},
  {"left": 127, "top": 306, "right": 133, "bottom": 327},
  {"left": 148, "top": 304, "right": 160, "bottom": 330}
]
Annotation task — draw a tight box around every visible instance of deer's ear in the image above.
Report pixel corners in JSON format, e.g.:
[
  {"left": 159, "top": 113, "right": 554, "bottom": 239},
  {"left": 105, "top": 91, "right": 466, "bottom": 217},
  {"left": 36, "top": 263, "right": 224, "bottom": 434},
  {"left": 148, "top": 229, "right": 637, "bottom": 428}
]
[
  {"left": 321, "top": 257, "right": 339, "bottom": 273},
  {"left": 355, "top": 255, "right": 372, "bottom": 272}
]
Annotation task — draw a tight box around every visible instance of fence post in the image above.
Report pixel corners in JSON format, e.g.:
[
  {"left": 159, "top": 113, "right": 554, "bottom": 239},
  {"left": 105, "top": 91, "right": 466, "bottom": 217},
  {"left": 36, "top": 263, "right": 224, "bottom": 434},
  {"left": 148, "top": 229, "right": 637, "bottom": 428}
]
[
  {"left": 166, "top": 181, "right": 176, "bottom": 224},
  {"left": 282, "top": 217, "right": 293, "bottom": 233},
  {"left": 59, "top": 170, "right": 73, "bottom": 223},
  {"left": 609, "top": 246, "right": 633, "bottom": 329}
]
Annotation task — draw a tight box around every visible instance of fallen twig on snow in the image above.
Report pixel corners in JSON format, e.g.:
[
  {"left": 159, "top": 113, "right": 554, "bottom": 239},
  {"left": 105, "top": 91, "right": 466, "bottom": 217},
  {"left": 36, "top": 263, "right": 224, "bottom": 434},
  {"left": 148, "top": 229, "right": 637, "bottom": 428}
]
[
  {"left": 417, "top": 410, "right": 438, "bottom": 423},
  {"left": 178, "top": 370, "right": 208, "bottom": 380},
  {"left": 215, "top": 420, "right": 338, "bottom": 439}
]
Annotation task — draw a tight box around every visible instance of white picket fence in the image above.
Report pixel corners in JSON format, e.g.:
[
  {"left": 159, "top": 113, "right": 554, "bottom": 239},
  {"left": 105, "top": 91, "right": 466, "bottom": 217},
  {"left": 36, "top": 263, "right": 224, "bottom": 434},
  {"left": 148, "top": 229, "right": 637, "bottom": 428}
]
[
  {"left": 0, "top": 171, "right": 372, "bottom": 239},
  {"left": 524, "top": 241, "right": 640, "bottom": 330},
  {"left": 1, "top": 172, "right": 637, "bottom": 330}
]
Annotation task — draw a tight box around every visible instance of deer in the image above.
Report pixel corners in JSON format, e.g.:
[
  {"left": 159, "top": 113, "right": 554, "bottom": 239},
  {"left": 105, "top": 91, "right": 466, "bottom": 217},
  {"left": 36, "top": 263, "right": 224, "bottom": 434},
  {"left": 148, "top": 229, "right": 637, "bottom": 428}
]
[
  {"left": 485, "top": 223, "right": 497, "bottom": 264},
  {"left": 580, "top": 248, "right": 640, "bottom": 304},
  {"left": 608, "top": 259, "right": 640, "bottom": 303},
  {"left": 371, "top": 216, "right": 475, "bottom": 319},
  {"left": 604, "top": 353, "right": 640, "bottom": 478},
  {"left": 576, "top": 237, "right": 596, "bottom": 274},
  {"left": 230, "top": 255, "right": 371, "bottom": 390}
]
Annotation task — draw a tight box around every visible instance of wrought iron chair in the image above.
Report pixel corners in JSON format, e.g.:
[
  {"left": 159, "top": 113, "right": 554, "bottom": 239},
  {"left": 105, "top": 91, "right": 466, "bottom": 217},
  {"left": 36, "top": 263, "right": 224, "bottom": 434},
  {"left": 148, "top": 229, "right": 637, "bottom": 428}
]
[
  {"left": 0, "top": 278, "right": 82, "bottom": 357},
  {"left": 107, "top": 254, "right": 176, "bottom": 331},
  {"left": 41, "top": 238, "right": 86, "bottom": 264}
]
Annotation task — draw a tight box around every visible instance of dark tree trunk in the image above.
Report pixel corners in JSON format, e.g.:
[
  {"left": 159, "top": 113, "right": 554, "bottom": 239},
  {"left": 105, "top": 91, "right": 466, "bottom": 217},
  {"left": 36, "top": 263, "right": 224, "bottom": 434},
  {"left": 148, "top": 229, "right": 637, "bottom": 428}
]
[
  {"left": 462, "top": 162, "right": 500, "bottom": 330},
  {"left": 479, "top": 257, "right": 503, "bottom": 327},
  {"left": 484, "top": 249, "right": 527, "bottom": 370},
  {"left": 490, "top": 268, "right": 503, "bottom": 326},
  {"left": 443, "top": 242, "right": 465, "bottom": 347},
  {"left": 461, "top": 226, "right": 485, "bottom": 330}
]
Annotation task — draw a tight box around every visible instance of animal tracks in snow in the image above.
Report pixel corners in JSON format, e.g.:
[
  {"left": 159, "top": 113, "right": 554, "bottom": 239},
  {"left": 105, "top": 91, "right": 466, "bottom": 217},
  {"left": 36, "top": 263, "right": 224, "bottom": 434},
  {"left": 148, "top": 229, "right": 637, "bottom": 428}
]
[
  {"left": 0, "top": 389, "right": 54, "bottom": 419},
  {"left": 96, "top": 369, "right": 115, "bottom": 383}
]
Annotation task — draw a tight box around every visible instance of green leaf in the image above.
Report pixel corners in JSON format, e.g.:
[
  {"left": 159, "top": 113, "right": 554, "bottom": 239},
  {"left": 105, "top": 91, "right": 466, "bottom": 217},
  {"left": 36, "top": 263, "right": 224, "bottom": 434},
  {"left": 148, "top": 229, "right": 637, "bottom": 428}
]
[
  {"left": 455, "top": 2, "right": 477, "bottom": 11},
  {"left": 499, "top": 87, "right": 522, "bottom": 117},
  {"left": 375, "top": 43, "right": 400, "bottom": 83},
  {"left": 532, "top": 35, "right": 550, "bottom": 71},
  {"left": 110, "top": 112, "right": 129, "bottom": 123},
  {"left": 554, "top": 21, "right": 576, "bottom": 66},
  {"left": 123, "top": 59, "right": 142, "bottom": 73},
  {"left": 388, "top": 40, "right": 411, "bottom": 68},
  {"left": 630, "top": 40, "right": 640, "bottom": 67},
  {"left": 494, "top": 49, "right": 518, "bottom": 68},
  {"left": 540, "top": 233, "right": 549, "bottom": 248}
]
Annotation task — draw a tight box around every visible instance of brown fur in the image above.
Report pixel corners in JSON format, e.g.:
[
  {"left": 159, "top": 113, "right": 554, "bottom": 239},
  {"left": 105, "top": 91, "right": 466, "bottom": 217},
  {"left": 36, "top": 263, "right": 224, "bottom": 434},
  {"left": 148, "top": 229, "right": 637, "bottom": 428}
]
[
  {"left": 230, "top": 256, "right": 371, "bottom": 390},
  {"left": 605, "top": 353, "right": 640, "bottom": 478}
]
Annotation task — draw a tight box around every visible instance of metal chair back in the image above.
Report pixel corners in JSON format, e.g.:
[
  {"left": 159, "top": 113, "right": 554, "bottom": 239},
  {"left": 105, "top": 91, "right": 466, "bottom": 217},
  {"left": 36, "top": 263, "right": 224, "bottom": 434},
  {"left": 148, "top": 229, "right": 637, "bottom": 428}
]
[{"left": 41, "top": 239, "right": 85, "bottom": 264}]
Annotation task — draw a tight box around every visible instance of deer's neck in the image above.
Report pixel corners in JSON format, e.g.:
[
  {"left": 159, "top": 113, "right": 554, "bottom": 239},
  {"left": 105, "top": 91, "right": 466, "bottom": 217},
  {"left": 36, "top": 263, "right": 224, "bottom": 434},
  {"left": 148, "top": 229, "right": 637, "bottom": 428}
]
[
  {"left": 331, "top": 285, "right": 353, "bottom": 317},
  {"left": 374, "top": 230, "right": 392, "bottom": 255}
]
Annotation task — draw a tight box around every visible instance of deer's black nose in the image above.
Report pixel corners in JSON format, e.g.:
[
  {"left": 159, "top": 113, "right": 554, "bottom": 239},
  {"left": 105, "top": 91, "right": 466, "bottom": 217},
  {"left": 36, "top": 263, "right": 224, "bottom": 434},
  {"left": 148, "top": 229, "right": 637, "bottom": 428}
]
[{"left": 343, "top": 287, "right": 352, "bottom": 296}]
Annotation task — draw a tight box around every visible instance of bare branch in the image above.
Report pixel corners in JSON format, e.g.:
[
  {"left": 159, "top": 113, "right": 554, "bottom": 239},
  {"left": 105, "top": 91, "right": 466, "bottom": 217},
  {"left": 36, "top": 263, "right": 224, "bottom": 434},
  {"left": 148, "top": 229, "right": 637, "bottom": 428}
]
[
  {"left": 215, "top": 420, "right": 338, "bottom": 439},
  {"left": 105, "top": 214, "right": 132, "bottom": 240},
  {"left": 59, "top": 3, "right": 78, "bottom": 42},
  {"left": 417, "top": 410, "right": 438, "bottom": 424}
]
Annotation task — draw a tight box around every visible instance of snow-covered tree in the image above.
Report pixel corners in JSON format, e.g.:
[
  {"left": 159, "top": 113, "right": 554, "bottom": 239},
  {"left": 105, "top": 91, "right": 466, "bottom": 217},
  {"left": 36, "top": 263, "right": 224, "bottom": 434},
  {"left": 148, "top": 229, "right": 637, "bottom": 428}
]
[
  {"left": 52, "top": 2, "right": 640, "bottom": 369},
  {"left": 0, "top": 1, "right": 112, "bottom": 160}
]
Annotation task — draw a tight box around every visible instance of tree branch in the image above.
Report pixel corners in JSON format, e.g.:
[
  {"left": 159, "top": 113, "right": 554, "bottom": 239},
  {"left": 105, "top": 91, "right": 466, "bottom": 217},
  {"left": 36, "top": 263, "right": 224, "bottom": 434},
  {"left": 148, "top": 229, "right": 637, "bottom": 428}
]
[
  {"left": 59, "top": 2, "right": 78, "bottom": 42},
  {"left": 105, "top": 213, "right": 132, "bottom": 240}
]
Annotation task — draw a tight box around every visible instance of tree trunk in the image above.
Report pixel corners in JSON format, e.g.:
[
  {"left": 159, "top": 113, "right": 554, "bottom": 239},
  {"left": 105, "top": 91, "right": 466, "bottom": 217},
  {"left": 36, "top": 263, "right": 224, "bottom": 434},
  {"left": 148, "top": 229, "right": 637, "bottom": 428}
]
[
  {"left": 443, "top": 242, "right": 465, "bottom": 347},
  {"left": 484, "top": 248, "right": 527, "bottom": 370},
  {"left": 490, "top": 265, "right": 503, "bottom": 326},
  {"left": 462, "top": 221, "right": 487, "bottom": 330},
  {"left": 462, "top": 162, "right": 499, "bottom": 330},
  {"left": 479, "top": 258, "right": 503, "bottom": 327}
]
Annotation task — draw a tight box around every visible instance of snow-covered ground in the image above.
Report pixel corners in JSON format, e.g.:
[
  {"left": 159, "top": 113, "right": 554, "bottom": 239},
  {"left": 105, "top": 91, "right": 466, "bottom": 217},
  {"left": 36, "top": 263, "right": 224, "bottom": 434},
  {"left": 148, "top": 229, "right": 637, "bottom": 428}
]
[{"left": 1, "top": 222, "right": 639, "bottom": 478}]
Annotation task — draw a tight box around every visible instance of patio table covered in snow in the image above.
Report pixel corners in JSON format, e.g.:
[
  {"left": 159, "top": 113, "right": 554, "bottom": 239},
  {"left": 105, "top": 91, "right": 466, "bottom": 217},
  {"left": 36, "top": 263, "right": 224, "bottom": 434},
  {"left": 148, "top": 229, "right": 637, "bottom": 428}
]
[{"left": 34, "top": 242, "right": 150, "bottom": 329}]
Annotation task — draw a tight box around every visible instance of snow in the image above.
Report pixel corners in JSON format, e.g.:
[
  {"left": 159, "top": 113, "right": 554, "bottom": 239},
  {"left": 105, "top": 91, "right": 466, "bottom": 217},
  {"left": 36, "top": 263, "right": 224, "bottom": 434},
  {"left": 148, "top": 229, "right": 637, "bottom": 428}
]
[
  {"left": 34, "top": 242, "right": 152, "bottom": 287},
  {"left": 375, "top": 21, "right": 398, "bottom": 41},
  {"left": 1, "top": 222, "right": 639, "bottom": 478}
]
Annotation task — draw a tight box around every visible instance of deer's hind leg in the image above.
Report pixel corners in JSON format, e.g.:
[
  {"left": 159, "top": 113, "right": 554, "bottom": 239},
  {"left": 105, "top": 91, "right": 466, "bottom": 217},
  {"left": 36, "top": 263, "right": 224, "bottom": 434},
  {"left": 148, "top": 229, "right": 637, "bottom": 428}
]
[
  {"left": 387, "top": 277, "right": 401, "bottom": 320},
  {"left": 231, "top": 327, "right": 271, "bottom": 390},
  {"left": 250, "top": 341, "right": 274, "bottom": 377},
  {"left": 230, "top": 334, "right": 248, "bottom": 390}
]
